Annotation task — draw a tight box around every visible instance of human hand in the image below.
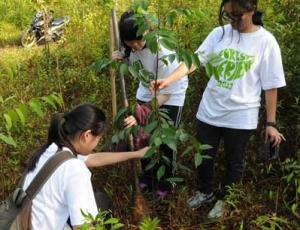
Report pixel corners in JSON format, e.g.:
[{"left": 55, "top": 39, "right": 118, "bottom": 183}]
[
  {"left": 265, "top": 126, "right": 286, "bottom": 147},
  {"left": 149, "top": 78, "right": 171, "bottom": 95},
  {"left": 111, "top": 50, "right": 125, "bottom": 60},
  {"left": 124, "top": 115, "right": 137, "bottom": 129},
  {"left": 137, "top": 146, "right": 150, "bottom": 158}
]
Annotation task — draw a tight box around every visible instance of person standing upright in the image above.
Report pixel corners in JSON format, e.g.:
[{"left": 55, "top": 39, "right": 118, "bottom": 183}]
[{"left": 150, "top": 0, "right": 286, "bottom": 218}]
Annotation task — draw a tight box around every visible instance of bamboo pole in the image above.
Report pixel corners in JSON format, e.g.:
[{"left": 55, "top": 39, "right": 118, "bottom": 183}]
[{"left": 109, "top": 19, "right": 117, "bottom": 119}]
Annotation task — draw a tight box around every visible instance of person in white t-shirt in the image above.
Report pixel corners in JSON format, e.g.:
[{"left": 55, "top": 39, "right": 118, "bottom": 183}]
[
  {"left": 23, "top": 102, "right": 148, "bottom": 230},
  {"left": 149, "top": 0, "right": 286, "bottom": 218},
  {"left": 111, "top": 10, "right": 188, "bottom": 196}
]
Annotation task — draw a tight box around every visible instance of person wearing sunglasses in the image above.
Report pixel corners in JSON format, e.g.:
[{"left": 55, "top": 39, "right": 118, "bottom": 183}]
[{"left": 149, "top": 0, "right": 286, "bottom": 218}]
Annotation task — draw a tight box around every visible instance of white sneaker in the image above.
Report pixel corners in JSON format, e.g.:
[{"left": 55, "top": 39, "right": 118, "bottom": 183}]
[
  {"left": 207, "top": 200, "right": 226, "bottom": 219},
  {"left": 186, "top": 191, "right": 216, "bottom": 209}
]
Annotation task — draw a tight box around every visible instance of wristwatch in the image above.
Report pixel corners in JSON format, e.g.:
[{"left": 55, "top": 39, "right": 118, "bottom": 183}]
[{"left": 266, "top": 121, "right": 277, "bottom": 127}]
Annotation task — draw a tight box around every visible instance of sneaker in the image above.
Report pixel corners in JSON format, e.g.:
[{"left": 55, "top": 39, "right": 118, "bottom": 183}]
[
  {"left": 207, "top": 200, "right": 226, "bottom": 219},
  {"left": 186, "top": 191, "right": 216, "bottom": 209}
]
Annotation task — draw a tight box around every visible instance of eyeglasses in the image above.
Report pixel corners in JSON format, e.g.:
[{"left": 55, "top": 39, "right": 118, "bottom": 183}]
[{"left": 221, "top": 11, "right": 244, "bottom": 22}]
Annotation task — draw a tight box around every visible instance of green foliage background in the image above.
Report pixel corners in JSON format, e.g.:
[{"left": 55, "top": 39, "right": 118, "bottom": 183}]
[{"left": 0, "top": 0, "right": 299, "bottom": 229}]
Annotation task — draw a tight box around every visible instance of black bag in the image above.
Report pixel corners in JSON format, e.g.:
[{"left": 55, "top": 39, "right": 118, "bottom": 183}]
[
  {"left": 94, "top": 191, "right": 113, "bottom": 218},
  {"left": 0, "top": 151, "right": 73, "bottom": 230},
  {"left": 67, "top": 190, "right": 114, "bottom": 229},
  {"left": 0, "top": 193, "right": 26, "bottom": 230}
]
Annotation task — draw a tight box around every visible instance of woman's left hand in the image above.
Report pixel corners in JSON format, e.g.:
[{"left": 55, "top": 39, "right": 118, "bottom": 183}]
[
  {"left": 124, "top": 115, "right": 137, "bottom": 129},
  {"left": 265, "top": 126, "right": 286, "bottom": 147}
]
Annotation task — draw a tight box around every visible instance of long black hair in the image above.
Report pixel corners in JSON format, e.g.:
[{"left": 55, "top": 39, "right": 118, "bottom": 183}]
[
  {"left": 219, "top": 0, "right": 263, "bottom": 26},
  {"left": 119, "top": 10, "right": 147, "bottom": 58},
  {"left": 218, "top": 0, "right": 263, "bottom": 40},
  {"left": 26, "top": 103, "right": 109, "bottom": 172}
]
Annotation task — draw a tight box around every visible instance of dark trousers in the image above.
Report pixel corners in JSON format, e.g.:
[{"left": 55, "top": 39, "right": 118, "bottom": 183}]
[
  {"left": 196, "top": 119, "right": 254, "bottom": 199},
  {"left": 139, "top": 101, "right": 183, "bottom": 178}
]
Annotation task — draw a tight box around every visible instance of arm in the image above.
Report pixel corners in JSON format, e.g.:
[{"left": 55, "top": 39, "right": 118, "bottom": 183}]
[
  {"left": 149, "top": 62, "right": 196, "bottom": 94},
  {"left": 156, "top": 93, "right": 171, "bottom": 106},
  {"left": 85, "top": 146, "right": 149, "bottom": 167},
  {"left": 264, "top": 89, "right": 285, "bottom": 146}
]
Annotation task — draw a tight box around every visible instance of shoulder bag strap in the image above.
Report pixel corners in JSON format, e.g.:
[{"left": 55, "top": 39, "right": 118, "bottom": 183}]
[{"left": 25, "top": 150, "right": 74, "bottom": 199}]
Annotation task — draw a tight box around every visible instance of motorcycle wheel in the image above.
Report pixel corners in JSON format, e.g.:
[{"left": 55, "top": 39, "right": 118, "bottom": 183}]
[{"left": 20, "top": 29, "right": 37, "bottom": 48}]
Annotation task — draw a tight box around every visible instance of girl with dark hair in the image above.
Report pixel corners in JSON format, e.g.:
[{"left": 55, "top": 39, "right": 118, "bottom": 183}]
[
  {"left": 23, "top": 102, "right": 148, "bottom": 229},
  {"left": 112, "top": 10, "right": 188, "bottom": 196},
  {"left": 150, "top": 0, "right": 286, "bottom": 218}
]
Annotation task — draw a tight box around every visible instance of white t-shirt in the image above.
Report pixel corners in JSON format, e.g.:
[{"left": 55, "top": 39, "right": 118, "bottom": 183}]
[
  {"left": 129, "top": 43, "right": 188, "bottom": 106},
  {"left": 23, "top": 143, "right": 98, "bottom": 230},
  {"left": 195, "top": 24, "right": 286, "bottom": 129}
]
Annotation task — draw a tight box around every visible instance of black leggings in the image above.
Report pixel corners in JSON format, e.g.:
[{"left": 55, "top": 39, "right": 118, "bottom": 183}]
[
  {"left": 196, "top": 119, "right": 254, "bottom": 199},
  {"left": 139, "top": 100, "right": 183, "bottom": 178}
]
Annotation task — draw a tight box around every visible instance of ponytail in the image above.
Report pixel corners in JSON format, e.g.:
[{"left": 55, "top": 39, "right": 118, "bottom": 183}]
[
  {"left": 253, "top": 10, "right": 263, "bottom": 27},
  {"left": 26, "top": 112, "right": 75, "bottom": 172}
]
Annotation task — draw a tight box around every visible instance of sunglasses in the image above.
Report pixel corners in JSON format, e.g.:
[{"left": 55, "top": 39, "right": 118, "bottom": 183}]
[{"left": 221, "top": 11, "right": 244, "bottom": 22}]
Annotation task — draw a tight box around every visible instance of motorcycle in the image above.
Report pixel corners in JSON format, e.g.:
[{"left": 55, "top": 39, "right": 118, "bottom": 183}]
[{"left": 20, "top": 10, "right": 70, "bottom": 48}]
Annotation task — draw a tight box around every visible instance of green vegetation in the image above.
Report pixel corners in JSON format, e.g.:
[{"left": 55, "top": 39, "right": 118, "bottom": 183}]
[{"left": 0, "top": 0, "right": 299, "bottom": 229}]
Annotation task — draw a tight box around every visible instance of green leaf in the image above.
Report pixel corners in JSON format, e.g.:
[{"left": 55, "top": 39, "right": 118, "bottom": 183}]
[
  {"left": 145, "top": 155, "right": 159, "bottom": 171},
  {"left": 50, "top": 93, "right": 63, "bottom": 107},
  {"left": 200, "top": 144, "right": 213, "bottom": 150},
  {"left": 157, "top": 165, "right": 165, "bottom": 180},
  {"left": 119, "top": 130, "right": 125, "bottom": 140},
  {"left": 191, "top": 53, "right": 201, "bottom": 69},
  {"left": 104, "top": 218, "right": 119, "bottom": 224},
  {"left": 195, "top": 152, "right": 203, "bottom": 167},
  {"left": 166, "top": 14, "right": 174, "bottom": 27},
  {"left": 144, "top": 146, "right": 155, "bottom": 158},
  {"left": 136, "top": 20, "right": 148, "bottom": 37},
  {"left": 179, "top": 133, "right": 189, "bottom": 142},
  {"left": 291, "top": 203, "right": 297, "bottom": 212},
  {"left": 111, "top": 135, "right": 119, "bottom": 143},
  {"left": 159, "top": 38, "right": 174, "bottom": 51},
  {"left": 0, "top": 133, "right": 16, "bottom": 147},
  {"left": 154, "top": 137, "right": 162, "bottom": 146},
  {"left": 166, "top": 177, "right": 184, "bottom": 182},
  {"left": 128, "top": 66, "right": 139, "bottom": 78},
  {"left": 178, "top": 163, "right": 192, "bottom": 172},
  {"left": 87, "top": 59, "right": 113, "bottom": 73},
  {"left": 111, "top": 223, "right": 124, "bottom": 229},
  {"left": 41, "top": 95, "right": 57, "bottom": 109},
  {"left": 206, "top": 53, "right": 223, "bottom": 64},
  {"left": 29, "top": 99, "right": 45, "bottom": 117},
  {"left": 167, "top": 54, "right": 176, "bottom": 64},
  {"left": 162, "top": 138, "right": 177, "bottom": 151},
  {"left": 182, "top": 52, "right": 192, "bottom": 69},
  {"left": 182, "top": 145, "right": 194, "bottom": 155},
  {"left": 119, "top": 63, "right": 128, "bottom": 76},
  {"left": 149, "top": 97, "right": 159, "bottom": 110},
  {"left": 3, "top": 113, "right": 12, "bottom": 129},
  {"left": 144, "top": 120, "right": 158, "bottom": 133},
  {"left": 15, "top": 108, "right": 25, "bottom": 125}
]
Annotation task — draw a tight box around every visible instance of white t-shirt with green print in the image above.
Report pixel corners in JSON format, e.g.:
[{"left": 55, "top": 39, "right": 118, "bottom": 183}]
[{"left": 195, "top": 24, "right": 286, "bottom": 129}]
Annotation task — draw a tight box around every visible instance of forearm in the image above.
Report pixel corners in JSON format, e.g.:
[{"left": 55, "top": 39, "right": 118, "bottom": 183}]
[
  {"left": 264, "top": 88, "right": 278, "bottom": 122},
  {"left": 156, "top": 94, "right": 170, "bottom": 106},
  {"left": 167, "top": 62, "right": 195, "bottom": 84},
  {"left": 85, "top": 151, "right": 142, "bottom": 168}
]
